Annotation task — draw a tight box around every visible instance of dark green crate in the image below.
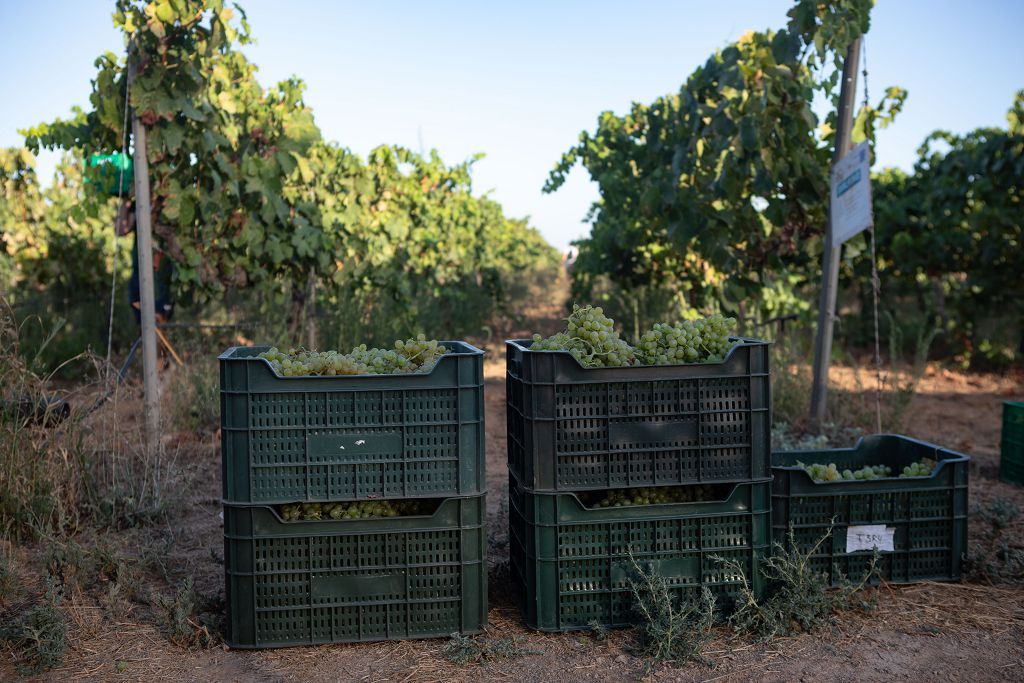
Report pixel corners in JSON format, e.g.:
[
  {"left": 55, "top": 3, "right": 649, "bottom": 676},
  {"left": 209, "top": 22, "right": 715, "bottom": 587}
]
[
  {"left": 508, "top": 473, "right": 771, "bottom": 632},
  {"left": 1000, "top": 401, "right": 1024, "bottom": 486},
  {"left": 505, "top": 338, "right": 771, "bottom": 493},
  {"left": 224, "top": 495, "right": 487, "bottom": 648},
  {"left": 219, "top": 343, "right": 485, "bottom": 504},
  {"left": 772, "top": 434, "right": 969, "bottom": 586}
]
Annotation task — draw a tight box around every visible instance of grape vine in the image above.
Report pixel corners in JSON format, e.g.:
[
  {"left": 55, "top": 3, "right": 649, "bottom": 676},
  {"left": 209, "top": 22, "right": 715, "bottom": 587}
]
[
  {"left": 544, "top": 0, "right": 900, "bottom": 325},
  {"left": 19, "top": 0, "right": 558, "bottom": 345}
]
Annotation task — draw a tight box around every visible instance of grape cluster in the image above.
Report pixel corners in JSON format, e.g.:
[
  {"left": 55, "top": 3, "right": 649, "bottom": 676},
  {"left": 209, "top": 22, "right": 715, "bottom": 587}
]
[
  {"left": 799, "top": 460, "right": 935, "bottom": 483},
  {"left": 259, "top": 335, "right": 447, "bottom": 377},
  {"left": 532, "top": 305, "right": 637, "bottom": 368},
  {"left": 278, "top": 499, "right": 433, "bottom": 521},
  {"left": 900, "top": 461, "right": 933, "bottom": 478},
  {"left": 585, "top": 484, "right": 719, "bottom": 508},
  {"left": 637, "top": 314, "right": 737, "bottom": 365},
  {"left": 530, "top": 305, "right": 737, "bottom": 368}
]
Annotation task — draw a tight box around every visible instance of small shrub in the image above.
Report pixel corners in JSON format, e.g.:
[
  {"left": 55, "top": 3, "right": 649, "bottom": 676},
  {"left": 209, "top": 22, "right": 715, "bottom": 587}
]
[
  {"left": 625, "top": 549, "right": 716, "bottom": 672},
  {"left": 586, "top": 619, "right": 610, "bottom": 641},
  {"left": 152, "top": 577, "right": 221, "bottom": 649},
  {"left": 0, "top": 579, "right": 67, "bottom": 674},
  {"left": 965, "top": 499, "right": 1024, "bottom": 584},
  {"left": 715, "top": 524, "right": 877, "bottom": 641},
  {"left": 441, "top": 632, "right": 539, "bottom": 665}
]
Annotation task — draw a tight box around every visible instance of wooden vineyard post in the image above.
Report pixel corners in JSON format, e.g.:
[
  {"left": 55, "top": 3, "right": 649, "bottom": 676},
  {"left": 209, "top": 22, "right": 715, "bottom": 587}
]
[
  {"left": 809, "top": 36, "right": 862, "bottom": 428},
  {"left": 128, "top": 57, "right": 161, "bottom": 453}
]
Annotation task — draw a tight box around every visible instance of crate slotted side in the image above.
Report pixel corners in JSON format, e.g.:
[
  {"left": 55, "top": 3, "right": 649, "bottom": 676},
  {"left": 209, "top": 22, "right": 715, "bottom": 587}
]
[
  {"left": 220, "top": 343, "right": 485, "bottom": 504},
  {"left": 224, "top": 495, "right": 486, "bottom": 648},
  {"left": 772, "top": 434, "right": 969, "bottom": 586},
  {"left": 1000, "top": 401, "right": 1024, "bottom": 486},
  {"left": 506, "top": 338, "right": 770, "bottom": 493},
  {"left": 508, "top": 475, "right": 771, "bottom": 631}
]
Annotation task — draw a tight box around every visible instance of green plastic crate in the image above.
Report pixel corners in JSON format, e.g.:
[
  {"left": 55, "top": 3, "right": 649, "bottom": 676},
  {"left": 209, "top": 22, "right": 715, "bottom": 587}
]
[
  {"left": 1000, "top": 401, "right": 1024, "bottom": 486},
  {"left": 224, "top": 495, "right": 487, "bottom": 648},
  {"left": 505, "top": 338, "right": 771, "bottom": 493},
  {"left": 508, "top": 474, "right": 771, "bottom": 631},
  {"left": 219, "top": 343, "right": 484, "bottom": 504},
  {"left": 772, "top": 434, "right": 969, "bottom": 586}
]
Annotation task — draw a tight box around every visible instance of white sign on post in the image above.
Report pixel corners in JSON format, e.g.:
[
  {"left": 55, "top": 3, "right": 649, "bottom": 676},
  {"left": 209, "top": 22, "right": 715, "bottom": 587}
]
[
  {"left": 830, "top": 140, "right": 873, "bottom": 246},
  {"left": 845, "top": 524, "right": 895, "bottom": 553}
]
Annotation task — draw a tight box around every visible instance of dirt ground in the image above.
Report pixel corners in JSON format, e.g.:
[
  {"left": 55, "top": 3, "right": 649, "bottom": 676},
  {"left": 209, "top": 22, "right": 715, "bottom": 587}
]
[{"left": 5, "top": 291, "right": 1024, "bottom": 682}]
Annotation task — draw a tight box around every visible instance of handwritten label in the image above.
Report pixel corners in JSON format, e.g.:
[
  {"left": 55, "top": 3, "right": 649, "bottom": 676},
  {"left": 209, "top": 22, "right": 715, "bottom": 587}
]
[{"left": 846, "top": 524, "right": 895, "bottom": 553}]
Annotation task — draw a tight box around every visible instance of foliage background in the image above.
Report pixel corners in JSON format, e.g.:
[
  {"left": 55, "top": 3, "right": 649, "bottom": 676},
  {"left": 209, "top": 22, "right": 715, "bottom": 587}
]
[{"left": 2, "top": 0, "right": 558, "bottom": 372}]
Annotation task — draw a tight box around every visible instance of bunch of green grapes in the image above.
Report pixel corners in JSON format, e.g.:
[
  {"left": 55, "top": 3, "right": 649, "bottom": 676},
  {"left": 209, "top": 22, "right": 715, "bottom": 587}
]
[
  {"left": 899, "top": 461, "right": 934, "bottom": 478},
  {"left": 395, "top": 336, "right": 449, "bottom": 372},
  {"left": 258, "top": 335, "right": 448, "bottom": 377},
  {"left": 637, "top": 314, "right": 737, "bottom": 365},
  {"left": 279, "top": 499, "right": 433, "bottom": 521},
  {"left": 588, "top": 484, "right": 717, "bottom": 508},
  {"left": 529, "top": 306, "right": 739, "bottom": 368},
  {"left": 531, "top": 305, "right": 637, "bottom": 368},
  {"left": 799, "top": 462, "right": 893, "bottom": 482},
  {"left": 800, "top": 459, "right": 936, "bottom": 483}
]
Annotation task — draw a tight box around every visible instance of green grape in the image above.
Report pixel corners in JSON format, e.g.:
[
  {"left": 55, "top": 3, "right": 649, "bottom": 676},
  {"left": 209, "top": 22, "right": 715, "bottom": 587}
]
[
  {"left": 800, "top": 460, "right": 928, "bottom": 483},
  {"left": 637, "top": 314, "right": 738, "bottom": 366},
  {"left": 258, "top": 335, "right": 449, "bottom": 377},
  {"left": 530, "top": 306, "right": 740, "bottom": 368},
  {"left": 277, "top": 498, "right": 437, "bottom": 521},
  {"left": 899, "top": 460, "right": 934, "bottom": 477},
  {"left": 587, "top": 484, "right": 723, "bottom": 508},
  {"left": 532, "top": 305, "right": 638, "bottom": 368}
]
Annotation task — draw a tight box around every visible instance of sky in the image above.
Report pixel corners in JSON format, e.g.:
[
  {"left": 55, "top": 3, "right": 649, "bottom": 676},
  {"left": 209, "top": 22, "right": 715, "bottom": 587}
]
[{"left": 1, "top": 1, "right": 1022, "bottom": 251}]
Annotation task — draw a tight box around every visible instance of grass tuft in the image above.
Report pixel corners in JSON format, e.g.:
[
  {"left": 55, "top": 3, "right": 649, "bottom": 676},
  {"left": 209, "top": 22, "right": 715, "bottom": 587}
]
[
  {"left": 442, "top": 632, "right": 540, "bottom": 665},
  {"left": 965, "top": 498, "right": 1024, "bottom": 583}
]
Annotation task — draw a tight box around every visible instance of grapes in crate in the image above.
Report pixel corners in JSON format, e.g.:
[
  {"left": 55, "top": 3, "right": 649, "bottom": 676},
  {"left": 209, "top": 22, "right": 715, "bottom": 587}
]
[
  {"left": 582, "top": 484, "right": 725, "bottom": 508},
  {"left": 531, "top": 304, "right": 637, "bottom": 368},
  {"left": 798, "top": 460, "right": 935, "bottom": 482},
  {"left": 529, "top": 304, "right": 738, "bottom": 367},
  {"left": 278, "top": 499, "right": 436, "bottom": 521},
  {"left": 258, "top": 334, "right": 447, "bottom": 377}
]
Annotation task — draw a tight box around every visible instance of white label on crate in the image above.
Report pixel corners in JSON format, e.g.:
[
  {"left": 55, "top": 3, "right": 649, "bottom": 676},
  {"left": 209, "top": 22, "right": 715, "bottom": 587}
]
[{"left": 846, "top": 524, "right": 895, "bottom": 553}]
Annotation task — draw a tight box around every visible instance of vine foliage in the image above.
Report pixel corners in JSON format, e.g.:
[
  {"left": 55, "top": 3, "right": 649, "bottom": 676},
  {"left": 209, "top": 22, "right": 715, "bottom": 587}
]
[
  {"left": 17, "top": 0, "right": 556, "bottom": 353},
  {"left": 545, "top": 0, "right": 899, "bottom": 325}
]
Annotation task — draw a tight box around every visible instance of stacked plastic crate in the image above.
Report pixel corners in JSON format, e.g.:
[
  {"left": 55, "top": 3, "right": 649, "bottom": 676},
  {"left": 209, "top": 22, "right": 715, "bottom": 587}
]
[
  {"left": 505, "top": 337, "right": 773, "bottom": 631},
  {"left": 219, "top": 343, "right": 487, "bottom": 648}
]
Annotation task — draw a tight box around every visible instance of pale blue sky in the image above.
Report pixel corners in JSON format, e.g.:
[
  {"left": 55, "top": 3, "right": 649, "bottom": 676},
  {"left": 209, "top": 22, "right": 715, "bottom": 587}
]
[{"left": 2, "top": 1, "right": 1022, "bottom": 250}]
